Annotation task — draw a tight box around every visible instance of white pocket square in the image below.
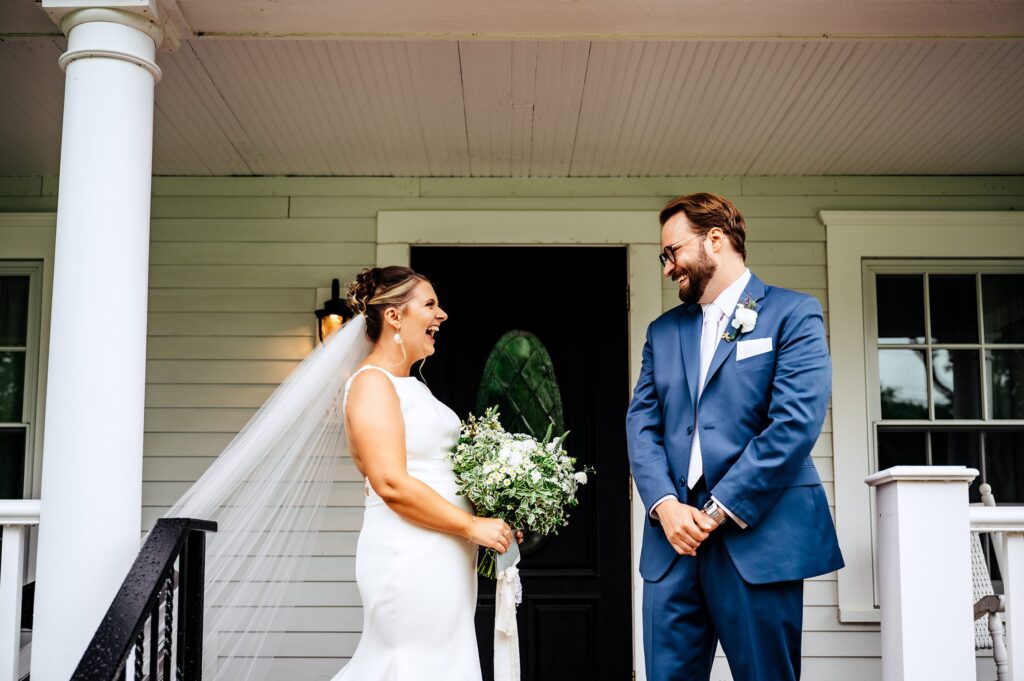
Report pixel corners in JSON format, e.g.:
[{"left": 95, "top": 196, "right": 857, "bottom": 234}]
[{"left": 736, "top": 337, "right": 773, "bottom": 361}]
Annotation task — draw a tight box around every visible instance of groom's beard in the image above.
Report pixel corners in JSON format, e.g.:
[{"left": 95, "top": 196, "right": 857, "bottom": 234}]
[{"left": 674, "top": 248, "right": 717, "bottom": 305}]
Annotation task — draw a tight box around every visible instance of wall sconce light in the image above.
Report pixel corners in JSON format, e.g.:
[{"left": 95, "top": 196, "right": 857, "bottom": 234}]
[{"left": 315, "top": 278, "right": 353, "bottom": 342}]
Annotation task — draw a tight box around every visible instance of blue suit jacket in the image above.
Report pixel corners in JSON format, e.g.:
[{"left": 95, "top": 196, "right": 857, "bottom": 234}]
[{"left": 626, "top": 273, "right": 844, "bottom": 584}]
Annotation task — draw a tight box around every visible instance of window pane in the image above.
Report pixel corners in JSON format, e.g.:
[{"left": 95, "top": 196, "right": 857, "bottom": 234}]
[
  {"left": 0, "top": 276, "right": 29, "bottom": 347},
  {"left": 931, "top": 431, "right": 982, "bottom": 502},
  {"left": 983, "top": 274, "right": 1024, "bottom": 344},
  {"left": 987, "top": 350, "right": 1024, "bottom": 420},
  {"left": 0, "top": 429, "right": 25, "bottom": 498},
  {"left": 877, "top": 431, "right": 927, "bottom": 470},
  {"left": 876, "top": 275, "right": 926, "bottom": 344},
  {"left": 933, "top": 350, "right": 981, "bottom": 419},
  {"left": 0, "top": 352, "right": 25, "bottom": 423},
  {"left": 984, "top": 431, "right": 1024, "bottom": 504},
  {"left": 929, "top": 274, "right": 979, "bottom": 344},
  {"left": 880, "top": 349, "right": 929, "bottom": 419}
]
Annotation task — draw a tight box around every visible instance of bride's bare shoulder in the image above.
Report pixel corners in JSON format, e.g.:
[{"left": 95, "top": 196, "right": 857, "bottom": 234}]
[{"left": 346, "top": 366, "right": 399, "bottom": 407}]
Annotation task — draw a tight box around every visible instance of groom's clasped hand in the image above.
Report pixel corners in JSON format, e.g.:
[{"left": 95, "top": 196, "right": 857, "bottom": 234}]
[{"left": 654, "top": 497, "right": 719, "bottom": 556}]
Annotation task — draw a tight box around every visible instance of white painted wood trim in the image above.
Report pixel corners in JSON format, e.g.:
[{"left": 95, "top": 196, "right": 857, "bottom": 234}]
[
  {"left": 0, "top": 261, "right": 43, "bottom": 499},
  {"left": 821, "top": 210, "right": 1024, "bottom": 624},
  {"left": 865, "top": 466, "right": 981, "bottom": 486},
  {"left": 0, "top": 213, "right": 56, "bottom": 585},
  {"left": 377, "top": 210, "right": 659, "bottom": 245},
  {"left": 0, "top": 525, "right": 28, "bottom": 681},
  {"left": 970, "top": 507, "right": 1024, "bottom": 533},
  {"left": 377, "top": 209, "right": 663, "bottom": 680}
]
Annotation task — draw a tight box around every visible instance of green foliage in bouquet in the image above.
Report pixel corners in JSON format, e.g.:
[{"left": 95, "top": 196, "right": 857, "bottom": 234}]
[{"left": 447, "top": 407, "right": 593, "bottom": 578}]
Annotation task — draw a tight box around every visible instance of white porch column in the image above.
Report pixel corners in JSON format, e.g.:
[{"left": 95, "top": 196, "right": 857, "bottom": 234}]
[
  {"left": 31, "top": 3, "right": 163, "bottom": 679},
  {"left": 866, "top": 466, "right": 978, "bottom": 681}
]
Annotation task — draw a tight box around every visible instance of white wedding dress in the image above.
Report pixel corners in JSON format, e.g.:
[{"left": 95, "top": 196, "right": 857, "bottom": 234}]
[{"left": 332, "top": 365, "right": 482, "bottom": 681}]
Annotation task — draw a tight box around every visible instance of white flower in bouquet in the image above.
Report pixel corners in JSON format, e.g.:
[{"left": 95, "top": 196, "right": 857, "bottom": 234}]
[{"left": 446, "top": 407, "right": 594, "bottom": 579}]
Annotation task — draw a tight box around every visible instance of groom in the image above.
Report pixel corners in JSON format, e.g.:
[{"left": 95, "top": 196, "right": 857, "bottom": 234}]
[{"left": 626, "top": 193, "right": 843, "bottom": 681}]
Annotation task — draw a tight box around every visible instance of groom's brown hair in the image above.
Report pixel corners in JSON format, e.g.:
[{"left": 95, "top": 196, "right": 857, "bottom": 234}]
[{"left": 659, "top": 193, "right": 747, "bottom": 261}]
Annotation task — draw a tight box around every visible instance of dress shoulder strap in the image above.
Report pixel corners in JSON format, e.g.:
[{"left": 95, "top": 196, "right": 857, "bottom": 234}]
[{"left": 343, "top": 365, "right": 398, "bottom": 414}]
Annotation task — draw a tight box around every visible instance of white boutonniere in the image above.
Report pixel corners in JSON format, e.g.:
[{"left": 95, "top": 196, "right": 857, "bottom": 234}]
[{"left": 722, "top": 296, "right": 758, "bottom": 343}]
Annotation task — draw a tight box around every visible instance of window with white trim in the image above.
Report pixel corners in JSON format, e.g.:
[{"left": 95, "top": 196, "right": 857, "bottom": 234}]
[
  {"left": 822, "top": 211, "right": 1024, "bottom": 622},
  {"left": 864, "top": 263, "right": 1023, "bottom": 500},
  {"left": 0, "top": 264, "right": 41, "bottom": 500}
]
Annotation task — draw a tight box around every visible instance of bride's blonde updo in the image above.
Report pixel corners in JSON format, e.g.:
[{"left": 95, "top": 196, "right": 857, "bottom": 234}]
[{"left": 345, "top": 266, "right": 430, "bottom": 343}]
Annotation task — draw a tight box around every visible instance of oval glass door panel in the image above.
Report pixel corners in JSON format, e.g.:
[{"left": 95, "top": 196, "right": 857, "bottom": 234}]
[
  {"left": 475, "top": 330, "right": 565, "bottom": 437},
  {"left": 475, "top": 330, "right": 565, "bottom": 556}
]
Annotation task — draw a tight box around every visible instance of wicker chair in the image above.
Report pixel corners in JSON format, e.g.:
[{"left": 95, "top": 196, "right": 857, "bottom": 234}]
[{"left": 973, "top": 483, "right": 1009, "bottom": 681}]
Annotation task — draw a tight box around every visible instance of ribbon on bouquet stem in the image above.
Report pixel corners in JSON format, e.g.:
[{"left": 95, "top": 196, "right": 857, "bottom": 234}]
[{"left": 494, "top": 542, "right": 523, "bottom": 681}]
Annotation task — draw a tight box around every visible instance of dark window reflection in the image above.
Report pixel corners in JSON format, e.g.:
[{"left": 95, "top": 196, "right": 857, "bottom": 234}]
[
  {"left": 929, "top": 274, "right": 979, "bottom": 344},
  {"left": 932, "top": 349, "right": 981, "bottom": 420},
  {"left": 931, "top": 431, "right": 982, "bottom": 502},
  {"left": 877, "top": 275, "right": 926, "bottom": 344},
  {"left": 983, "top": 274, "right": 1024, "bottom": 344},
  {"left": 0, "top": 352, "right": 25, "bottom": 423},
  {"left": 878, "top": 430, "right": 927, "bottom": 471},
  {"left": 879, "top": 349, "right": 929, "bottom": 419},
  {"left": 987, "top": 350, "right": 1024, "bottom": 420},
  {"left": 984, "top": 431, "right": 1024, "bottom": 504},
  {"left": 0, "top": 429, "right": 25, "bottom": 499},
  {"left": 0, "top": 277, "right": 29, "bottom": 347}
]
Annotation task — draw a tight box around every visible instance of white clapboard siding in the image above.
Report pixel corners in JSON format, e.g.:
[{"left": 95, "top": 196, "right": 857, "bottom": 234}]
[
  {"left": 144, "top": 481, "right": 366, "bottom": 507},
  {"left": 147, "top": 337, "right": 314, "bottom": 361},
  {"left": 148, "top": 288, "right": 317, "bottom": 312},
  {"left": 210, "top": 605, "right": 364, "bottom": 632},
  {"left": 5, "top": 176, "right": 1024, "bottom": 679},
  {"left": 142, "top": 505, "right": 364, "bottom": 530},
  {"left": 150, "top": 217, "right": 377, "bottom": 242},
  {"left": 144, "top": 457, "right": 360, "bottom": 481},
  {"left": 145, "top": 384, "right": 281, "bottom": 407}
]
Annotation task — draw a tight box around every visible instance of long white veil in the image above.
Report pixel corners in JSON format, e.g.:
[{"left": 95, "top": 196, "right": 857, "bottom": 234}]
[{"left": 164, "top": 314, "right": 372, "bottom": 680}]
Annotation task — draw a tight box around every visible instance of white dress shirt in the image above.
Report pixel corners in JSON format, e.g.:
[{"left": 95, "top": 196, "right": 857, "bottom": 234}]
[{"left": 651, "top": 268, "right": 751, "bottom": 528}]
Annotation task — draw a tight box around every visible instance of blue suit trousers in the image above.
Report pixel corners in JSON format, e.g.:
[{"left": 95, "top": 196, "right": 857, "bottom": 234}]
[{"left": 642, "top": 479, "right": 803, "bottom": 681}]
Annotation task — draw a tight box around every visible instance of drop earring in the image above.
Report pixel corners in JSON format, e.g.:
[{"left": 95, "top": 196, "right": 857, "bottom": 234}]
[{"left": 393, "top": 328, "right": 402, "bottom": 344}]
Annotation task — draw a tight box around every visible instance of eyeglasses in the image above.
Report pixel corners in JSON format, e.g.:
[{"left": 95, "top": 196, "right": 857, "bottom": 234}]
[{"left": 658, "top": 233, "right": 706, "bottom": 267}]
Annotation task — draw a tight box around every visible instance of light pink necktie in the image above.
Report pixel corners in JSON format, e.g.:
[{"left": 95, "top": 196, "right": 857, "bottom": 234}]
[{"left": 687, "top": 305, "right": 724, "bottom": 489}]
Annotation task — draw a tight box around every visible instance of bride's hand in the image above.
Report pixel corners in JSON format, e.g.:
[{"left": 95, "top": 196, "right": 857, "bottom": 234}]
[{"left": 468, "top": 517, "right": 516, "bottom": 553}]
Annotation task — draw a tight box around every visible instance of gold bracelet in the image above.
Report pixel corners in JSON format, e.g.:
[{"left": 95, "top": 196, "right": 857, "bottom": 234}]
[{"left": 466, "top": 516, "right": 476, "bottom": 543}]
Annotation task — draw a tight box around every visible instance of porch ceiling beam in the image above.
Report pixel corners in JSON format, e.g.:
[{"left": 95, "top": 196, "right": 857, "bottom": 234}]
[{"left": 171, "top": 0, "right": 1024, "bottom": 40}]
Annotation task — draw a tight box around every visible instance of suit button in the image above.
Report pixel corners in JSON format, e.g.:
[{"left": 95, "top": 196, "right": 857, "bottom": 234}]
[
  {"left": 678, "top": 476, "right": 686, "bottom": 487},
  {"left": 686, "top": 425, "right": 693, "bottom": 435}
]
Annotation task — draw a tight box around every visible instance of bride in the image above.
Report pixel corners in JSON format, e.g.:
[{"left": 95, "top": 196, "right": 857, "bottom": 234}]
[
  {"left": 332, "top": 266, "right": 520, "bottom": 680},
  {"left": 164, "top": 266, "right": 520, "bottom": 681}
]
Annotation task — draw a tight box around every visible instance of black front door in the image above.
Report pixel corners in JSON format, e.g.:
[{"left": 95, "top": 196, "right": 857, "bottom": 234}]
[{"left": 411, "top": 246, "right": 633, "bottom": 681}]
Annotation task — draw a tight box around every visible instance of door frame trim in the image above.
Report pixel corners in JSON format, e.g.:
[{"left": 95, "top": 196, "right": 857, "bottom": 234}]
[{"left": 378, "top": 209, "right": 663, "bottom": 678}]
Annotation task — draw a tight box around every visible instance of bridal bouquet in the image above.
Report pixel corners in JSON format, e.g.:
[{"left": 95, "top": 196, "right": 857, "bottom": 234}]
[{"left": 447, "top": 407, "right": 591, "bottom": 579}]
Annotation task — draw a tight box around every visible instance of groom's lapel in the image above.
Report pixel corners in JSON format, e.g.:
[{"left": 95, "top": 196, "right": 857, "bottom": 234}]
[
  {"left": 678, "top": 304, "right": 702, "bottom": 406},
  {"left": 701, "top": 273, "right": 768, "bottom": 396}
]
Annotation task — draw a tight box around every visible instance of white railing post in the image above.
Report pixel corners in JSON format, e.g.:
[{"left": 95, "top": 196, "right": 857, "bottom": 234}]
[
  {"left": 0, "top": 500, "right": 41, "bottom": 681},
  {"left": 970, "top": 506, "right": 1024, "bottom": 681},
  {"left": 866, "top": 466, "right": 978, "bottom": 681},
  {"left": 1003, "top": 534, "right": 1024, "bottom": 681}
]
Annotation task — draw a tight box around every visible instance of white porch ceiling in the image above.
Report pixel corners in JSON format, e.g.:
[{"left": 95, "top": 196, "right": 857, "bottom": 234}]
[{"left": 1, "top": 0, "right": 1023, "bottom": 177}]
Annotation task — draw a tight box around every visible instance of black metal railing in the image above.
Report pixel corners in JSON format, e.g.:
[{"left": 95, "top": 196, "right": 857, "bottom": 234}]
[{"left": 70, "top": 518, "right": 216, "bottom": 681}]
